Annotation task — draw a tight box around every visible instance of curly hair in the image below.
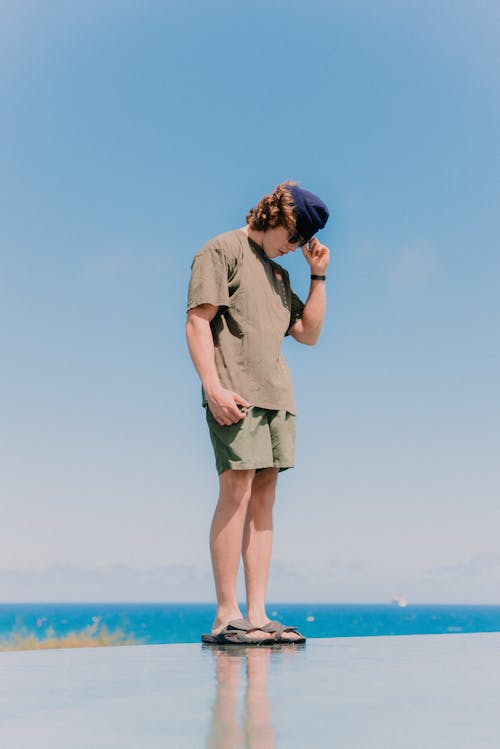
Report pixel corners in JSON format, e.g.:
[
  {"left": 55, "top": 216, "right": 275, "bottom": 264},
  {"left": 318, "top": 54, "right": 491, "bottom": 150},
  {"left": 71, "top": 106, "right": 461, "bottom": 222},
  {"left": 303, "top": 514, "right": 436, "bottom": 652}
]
[{"left": 246, "top": 181, "right": 298, "bottom": 234}]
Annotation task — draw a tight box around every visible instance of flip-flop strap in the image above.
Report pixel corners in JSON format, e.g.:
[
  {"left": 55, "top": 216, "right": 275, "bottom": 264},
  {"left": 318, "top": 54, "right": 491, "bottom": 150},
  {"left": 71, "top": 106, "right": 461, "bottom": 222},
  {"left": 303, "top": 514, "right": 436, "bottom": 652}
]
[
  {"left": 261, "top": 620, "right": 300, "bottom": 636},
  {"left": 225, "top": 618, "right": 255, "bottom": 632}
]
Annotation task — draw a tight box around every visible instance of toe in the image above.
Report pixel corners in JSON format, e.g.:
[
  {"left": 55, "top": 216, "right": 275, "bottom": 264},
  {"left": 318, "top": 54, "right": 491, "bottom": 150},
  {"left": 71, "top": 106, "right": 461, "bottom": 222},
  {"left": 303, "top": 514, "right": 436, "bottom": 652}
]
[
  {"left": 281, "top": 630, "right": 300, "bottom": 641},
  {"left": 248, "top": 628, "right": 273, "bottom": 641}
]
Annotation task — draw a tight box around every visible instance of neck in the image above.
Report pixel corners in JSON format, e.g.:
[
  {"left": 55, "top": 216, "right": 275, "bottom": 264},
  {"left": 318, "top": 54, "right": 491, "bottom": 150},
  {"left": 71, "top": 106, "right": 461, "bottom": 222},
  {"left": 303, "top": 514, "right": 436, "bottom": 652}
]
[{"left": 242, "top": 224, "right": 264, "bottom": 249}]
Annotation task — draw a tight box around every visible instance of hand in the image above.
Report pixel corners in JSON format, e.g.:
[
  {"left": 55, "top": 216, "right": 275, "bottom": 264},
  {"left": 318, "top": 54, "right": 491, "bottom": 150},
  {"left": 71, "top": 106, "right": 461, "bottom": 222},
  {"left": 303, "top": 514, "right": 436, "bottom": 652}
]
[
  {"left": 302, "top": 237, "right": 330, "bottom": 275},
  {"left": 206, "top": 388, "right": 251, "bottom": 426}
]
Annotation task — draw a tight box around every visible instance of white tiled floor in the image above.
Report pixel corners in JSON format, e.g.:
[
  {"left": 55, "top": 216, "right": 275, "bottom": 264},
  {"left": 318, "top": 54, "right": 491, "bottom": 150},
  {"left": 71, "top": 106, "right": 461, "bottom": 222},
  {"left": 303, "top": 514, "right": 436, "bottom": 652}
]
[{"left": 1, "top": 633, "right": 499, "bottom": 748}]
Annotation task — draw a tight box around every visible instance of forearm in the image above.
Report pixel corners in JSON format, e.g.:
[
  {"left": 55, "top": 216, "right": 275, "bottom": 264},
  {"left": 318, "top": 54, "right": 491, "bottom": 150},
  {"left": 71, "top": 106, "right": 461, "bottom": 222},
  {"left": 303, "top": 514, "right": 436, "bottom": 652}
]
[
  {"left": 185, "top": 310, "right": 250, "bottom": 424},
  {"left": 185, "top": 315, "right": 221, "bottom": 394},
  {"left": 299, "top": 279, "right": 326, "bottom": 344},
  {"left": 289, "top": 236, "right": 330, "bottom": 345}
]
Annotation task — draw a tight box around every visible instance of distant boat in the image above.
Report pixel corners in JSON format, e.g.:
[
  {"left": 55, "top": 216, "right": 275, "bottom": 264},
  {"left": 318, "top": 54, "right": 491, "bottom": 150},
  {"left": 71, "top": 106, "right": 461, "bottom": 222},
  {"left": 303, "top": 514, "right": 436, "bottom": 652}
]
[{"left": 391, "top": 595, "right": 408, "bottom": 608}]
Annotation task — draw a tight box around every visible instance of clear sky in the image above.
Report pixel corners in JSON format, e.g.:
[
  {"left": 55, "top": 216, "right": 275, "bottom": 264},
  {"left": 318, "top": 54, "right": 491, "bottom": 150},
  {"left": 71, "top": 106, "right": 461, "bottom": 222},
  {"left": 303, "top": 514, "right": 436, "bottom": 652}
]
[{"left": 1, "top": 0, "right": 499, "bottom": 603}]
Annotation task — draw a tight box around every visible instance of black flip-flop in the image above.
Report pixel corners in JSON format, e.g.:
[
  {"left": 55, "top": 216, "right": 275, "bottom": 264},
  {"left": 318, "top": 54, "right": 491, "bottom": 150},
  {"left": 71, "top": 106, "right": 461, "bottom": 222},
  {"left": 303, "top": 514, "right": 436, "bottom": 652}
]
[
  {"left": 259, "top": 620, "right": 306, "bottom": 644},
  {"left": 201, "top": 618, "right": 276, "bottom": 645}
]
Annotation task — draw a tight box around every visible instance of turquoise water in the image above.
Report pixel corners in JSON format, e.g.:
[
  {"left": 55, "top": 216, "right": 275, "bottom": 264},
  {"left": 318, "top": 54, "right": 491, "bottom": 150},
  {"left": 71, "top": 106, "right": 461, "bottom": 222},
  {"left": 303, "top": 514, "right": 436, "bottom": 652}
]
[{"left": 1, "top": 603, "right": 500, "bottom": 644}]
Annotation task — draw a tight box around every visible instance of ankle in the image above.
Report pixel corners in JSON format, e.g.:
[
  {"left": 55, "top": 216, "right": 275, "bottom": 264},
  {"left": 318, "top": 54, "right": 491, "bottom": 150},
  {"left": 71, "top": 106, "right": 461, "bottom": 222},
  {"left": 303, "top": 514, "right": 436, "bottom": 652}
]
[
  {"left": 246, "top": 609, "right": 269, "bottom": 627},
  {"left": 213, "top": 606, "right": 242, "bottom": 630}
]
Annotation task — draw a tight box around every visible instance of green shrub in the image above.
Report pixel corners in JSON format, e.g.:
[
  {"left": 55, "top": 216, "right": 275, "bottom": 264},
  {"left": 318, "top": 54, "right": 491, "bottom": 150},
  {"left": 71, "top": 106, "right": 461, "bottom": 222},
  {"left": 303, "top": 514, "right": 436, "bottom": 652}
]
[{"left": 0, "top": 622, "right": 143, "bottom": 651}]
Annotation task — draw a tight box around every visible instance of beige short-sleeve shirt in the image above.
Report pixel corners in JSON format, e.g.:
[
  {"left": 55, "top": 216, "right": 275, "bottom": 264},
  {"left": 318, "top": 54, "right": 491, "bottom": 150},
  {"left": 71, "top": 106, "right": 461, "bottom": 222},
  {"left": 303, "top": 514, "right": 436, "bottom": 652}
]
[{"left": 187, "top": 229, "right": 304, "bottom": 414}]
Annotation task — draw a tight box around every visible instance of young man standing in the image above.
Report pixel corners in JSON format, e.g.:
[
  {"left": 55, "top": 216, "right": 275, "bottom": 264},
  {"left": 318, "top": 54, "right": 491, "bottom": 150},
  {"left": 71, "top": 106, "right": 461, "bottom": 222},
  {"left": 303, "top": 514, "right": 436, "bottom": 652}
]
[{"left": 186, "top": 181, "right": 330, "bottom": 644}]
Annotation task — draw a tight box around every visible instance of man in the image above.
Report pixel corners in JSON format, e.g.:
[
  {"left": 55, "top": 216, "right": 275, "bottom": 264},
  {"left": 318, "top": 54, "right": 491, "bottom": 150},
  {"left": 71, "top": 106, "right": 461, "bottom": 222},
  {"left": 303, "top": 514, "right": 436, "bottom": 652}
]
[{"left": 186, "top": 181, "right": 330, "bottom": 644}]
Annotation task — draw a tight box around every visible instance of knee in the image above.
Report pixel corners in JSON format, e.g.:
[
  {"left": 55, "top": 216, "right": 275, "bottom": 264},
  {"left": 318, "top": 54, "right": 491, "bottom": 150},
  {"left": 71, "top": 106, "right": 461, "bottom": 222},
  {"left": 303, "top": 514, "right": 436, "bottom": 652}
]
[
  {"left": 218, "top": 469, "right": 254, "bottom": 509},
  {"left": 250, "top": 472, "right": 277, "bottom": 510},
  {"left": 250, "top": 489, "right": 276, "bottom": 512}
]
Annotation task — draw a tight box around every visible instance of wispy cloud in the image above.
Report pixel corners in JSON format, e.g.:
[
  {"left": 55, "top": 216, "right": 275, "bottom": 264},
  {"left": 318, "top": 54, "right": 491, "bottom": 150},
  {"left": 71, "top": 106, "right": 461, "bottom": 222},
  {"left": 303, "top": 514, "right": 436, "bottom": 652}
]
[
  {"left": 329, "top": 559, "right": 369, "bottom": 575},
  {"left": 0, "top": 560, "right": 372, "bottom": 603},
  {"left": 0, "top": 564, "right": 213, "bottom": 602},
  {"left": 355, "top": 238, "right": 438, "bottom": 289},
  {"left": 389, "top": 243, "right": 437, "bottom": 288},
  {"left": 2, "top": 559, "right": 497, "bottom": 603},
  {"left": 427, "top": 553, "right": 500, "bottom": 579}
]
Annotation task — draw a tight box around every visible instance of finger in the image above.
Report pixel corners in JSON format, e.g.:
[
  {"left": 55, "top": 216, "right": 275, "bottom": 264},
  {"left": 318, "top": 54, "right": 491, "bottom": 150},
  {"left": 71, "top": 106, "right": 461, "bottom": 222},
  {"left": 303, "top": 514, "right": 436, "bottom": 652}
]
[
  {"left": 213, "top": 407, "right": 233, "bottom": 426},
  {"left": 223, "top": 411, "right": 240, "bottom": 425},
  {"left": 233, "top": 393, "right": 251, "bottom": 408},
  {"left": 228, "top": 405, "right": 245, "bottom": 421},
  {"left": 224, "top": 414, "right": 242, "bottom": 425}
]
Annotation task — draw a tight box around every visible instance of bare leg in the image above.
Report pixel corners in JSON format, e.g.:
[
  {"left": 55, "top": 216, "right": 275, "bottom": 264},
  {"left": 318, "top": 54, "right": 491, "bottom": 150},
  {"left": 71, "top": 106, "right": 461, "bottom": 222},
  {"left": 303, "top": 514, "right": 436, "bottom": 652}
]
[
  {"left": 244, "top": 468, "right": 302, "bottom": 641},
  {"left": 243, "top": 468, "right": 278, "bottom": 626},
  {"left": 209, "top": 469, "right": 269, "bottom": 640}
]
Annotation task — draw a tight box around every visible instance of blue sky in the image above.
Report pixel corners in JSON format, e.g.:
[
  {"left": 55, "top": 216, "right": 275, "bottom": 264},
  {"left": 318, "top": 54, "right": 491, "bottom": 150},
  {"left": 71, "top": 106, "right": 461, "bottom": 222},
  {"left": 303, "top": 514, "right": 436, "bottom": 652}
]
[{"left": 1, "top": 0, "right": 499, "bottom": 603}]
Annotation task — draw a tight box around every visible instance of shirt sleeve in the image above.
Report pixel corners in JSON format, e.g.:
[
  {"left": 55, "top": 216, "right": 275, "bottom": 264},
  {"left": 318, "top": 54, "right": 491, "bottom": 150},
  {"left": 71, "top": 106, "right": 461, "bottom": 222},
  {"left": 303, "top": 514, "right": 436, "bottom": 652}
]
[
  {"left": 187, "top": 247, "right": 230, "bottom": 313},
  {"left": 285, "top": 289, "right": 305, "bottom": 335}
]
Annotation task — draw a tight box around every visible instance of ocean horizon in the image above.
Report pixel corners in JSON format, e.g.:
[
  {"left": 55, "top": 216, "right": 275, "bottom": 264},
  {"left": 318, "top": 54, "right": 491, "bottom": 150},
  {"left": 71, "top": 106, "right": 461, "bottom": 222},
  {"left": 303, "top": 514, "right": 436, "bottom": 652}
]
[{"left": 1, "top": 602, "right": 500, "bottom": 645}]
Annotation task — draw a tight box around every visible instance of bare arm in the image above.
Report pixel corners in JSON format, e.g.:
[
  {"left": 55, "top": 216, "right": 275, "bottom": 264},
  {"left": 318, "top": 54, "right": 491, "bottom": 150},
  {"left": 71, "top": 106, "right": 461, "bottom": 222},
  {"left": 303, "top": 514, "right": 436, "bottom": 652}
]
[
  {"left": 185, "top": 304, "right": 251, "bottom": 425},
  {"left": 289, "top": 237, "right": 330, "bottom": 346}
]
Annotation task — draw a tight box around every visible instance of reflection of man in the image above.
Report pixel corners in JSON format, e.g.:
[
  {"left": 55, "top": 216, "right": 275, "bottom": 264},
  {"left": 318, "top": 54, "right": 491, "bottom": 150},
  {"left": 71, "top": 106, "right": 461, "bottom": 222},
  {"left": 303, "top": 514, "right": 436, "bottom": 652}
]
[
  {"left": 186, "top": 182, "right": 330, "bottom": 645},
  {"left": 206, "top": 646, "right": 279, "bottom": 749}
]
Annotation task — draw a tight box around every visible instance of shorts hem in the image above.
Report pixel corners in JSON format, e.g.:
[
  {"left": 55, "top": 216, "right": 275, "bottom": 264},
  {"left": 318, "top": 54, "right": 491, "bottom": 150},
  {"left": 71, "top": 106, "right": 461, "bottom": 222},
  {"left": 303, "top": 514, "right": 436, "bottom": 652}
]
[{"left": 217, "top": 461, "right": 294, "bottom": 475}]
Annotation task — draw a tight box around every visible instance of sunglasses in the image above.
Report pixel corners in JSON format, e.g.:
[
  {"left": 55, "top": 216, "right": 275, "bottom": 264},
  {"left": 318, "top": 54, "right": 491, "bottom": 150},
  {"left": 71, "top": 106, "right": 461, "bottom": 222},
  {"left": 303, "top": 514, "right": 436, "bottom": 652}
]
[{"left": 288, "top": 232, "right": 307, "bottom": 246}]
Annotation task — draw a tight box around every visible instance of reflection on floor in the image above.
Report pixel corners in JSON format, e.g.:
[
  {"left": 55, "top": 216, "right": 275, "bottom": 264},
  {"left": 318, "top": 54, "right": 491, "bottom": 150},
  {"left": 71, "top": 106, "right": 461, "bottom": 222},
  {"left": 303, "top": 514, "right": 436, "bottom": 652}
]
[
  {"left": 206, "top": 643, "right": 304, "bottom": 749},
  {"left": 2, "top": 633, "right": 499, "bottom": 748}
]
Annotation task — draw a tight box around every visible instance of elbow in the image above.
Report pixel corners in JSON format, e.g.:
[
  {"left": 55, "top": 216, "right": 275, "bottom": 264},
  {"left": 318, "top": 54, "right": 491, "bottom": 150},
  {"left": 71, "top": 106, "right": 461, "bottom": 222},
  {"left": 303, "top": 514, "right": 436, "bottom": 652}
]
[
  {"left": 296, "top": 331, "right": 319, "bottom": 346},
  {"left": 185, "top": 312, "right": 199, "bottom": 335},
  {"left": 185, "top": 315, "right": 198, "bottom": 345},
  {"left": 302, "top": 324, "right": 321, "bottom": 346},
  {"left": 296, "top": 315, "right": 322, "bottom": 346},
  {"left": 304, "top": 335, "right": 319, "bottom": 346}
]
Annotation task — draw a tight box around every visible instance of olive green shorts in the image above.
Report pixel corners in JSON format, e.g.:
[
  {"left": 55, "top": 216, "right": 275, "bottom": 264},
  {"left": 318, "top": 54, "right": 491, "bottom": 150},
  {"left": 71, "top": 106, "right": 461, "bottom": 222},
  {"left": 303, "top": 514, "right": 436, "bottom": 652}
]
[{"left": 205, "top": 406, "right": 296, "bottom": 475}]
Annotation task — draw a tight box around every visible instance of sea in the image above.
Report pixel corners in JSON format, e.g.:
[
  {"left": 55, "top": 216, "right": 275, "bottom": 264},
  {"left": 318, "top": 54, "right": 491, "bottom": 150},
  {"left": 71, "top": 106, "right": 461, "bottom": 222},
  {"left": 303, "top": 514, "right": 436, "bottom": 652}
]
[{"left": 1, "top": 603, "right": 500, "bottom": 645}]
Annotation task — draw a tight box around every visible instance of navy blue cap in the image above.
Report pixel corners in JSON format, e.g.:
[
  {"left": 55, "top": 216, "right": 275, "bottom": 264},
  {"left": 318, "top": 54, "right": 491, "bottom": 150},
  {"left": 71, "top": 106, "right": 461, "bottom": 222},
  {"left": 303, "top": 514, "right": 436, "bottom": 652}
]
[{"left": 286, "top": 185, "right": 329, "bottom": 242}]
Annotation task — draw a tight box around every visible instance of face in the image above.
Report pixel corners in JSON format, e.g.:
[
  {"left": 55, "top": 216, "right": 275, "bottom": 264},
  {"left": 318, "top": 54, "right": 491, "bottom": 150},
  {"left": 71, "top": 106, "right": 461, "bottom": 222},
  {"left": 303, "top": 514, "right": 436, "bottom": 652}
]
[{"left": 261, "top": 226, "right": 305, "bottom": 259}]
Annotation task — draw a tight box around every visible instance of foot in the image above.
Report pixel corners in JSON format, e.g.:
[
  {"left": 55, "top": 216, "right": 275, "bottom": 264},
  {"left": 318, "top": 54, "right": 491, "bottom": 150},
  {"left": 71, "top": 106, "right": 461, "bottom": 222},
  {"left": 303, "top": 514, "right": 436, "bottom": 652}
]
[
  {"left": 212, "top": 617, "right": 271, "bottom": 643},
  {"left": 253, "top": 619, "right": 306, "bottom": 643}
]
